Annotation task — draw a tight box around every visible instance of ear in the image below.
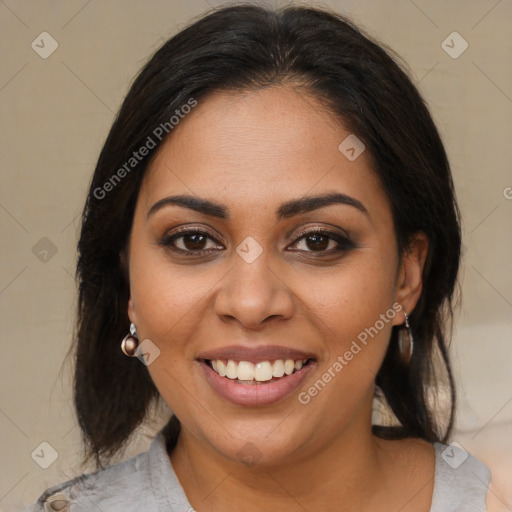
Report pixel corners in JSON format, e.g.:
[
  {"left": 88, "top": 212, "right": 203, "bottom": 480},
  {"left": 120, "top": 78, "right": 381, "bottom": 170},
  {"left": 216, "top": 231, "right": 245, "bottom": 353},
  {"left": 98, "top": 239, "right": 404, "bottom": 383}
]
[
  {"left": 120, "top": 248, "right": 137, "bottom": 325},
  {"left": 128, "top": 295, "right": 137, "bottom": 325},
  {"left": 393, "top": 231, "right": 429, "bottom": 326}
]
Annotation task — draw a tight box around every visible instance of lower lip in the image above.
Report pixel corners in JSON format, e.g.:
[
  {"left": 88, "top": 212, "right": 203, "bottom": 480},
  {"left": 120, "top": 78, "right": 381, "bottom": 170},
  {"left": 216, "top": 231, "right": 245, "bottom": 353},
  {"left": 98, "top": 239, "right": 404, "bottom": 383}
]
[{"left": 199, "top": 361, "right": 315, "bottom": 407}]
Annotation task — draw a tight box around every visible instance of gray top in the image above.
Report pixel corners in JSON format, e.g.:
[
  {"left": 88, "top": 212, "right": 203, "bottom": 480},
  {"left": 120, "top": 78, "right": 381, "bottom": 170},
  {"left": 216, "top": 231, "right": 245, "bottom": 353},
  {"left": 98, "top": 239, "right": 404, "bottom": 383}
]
[{"left": 24, "top": 430, "right": 491, "bottom": 512}]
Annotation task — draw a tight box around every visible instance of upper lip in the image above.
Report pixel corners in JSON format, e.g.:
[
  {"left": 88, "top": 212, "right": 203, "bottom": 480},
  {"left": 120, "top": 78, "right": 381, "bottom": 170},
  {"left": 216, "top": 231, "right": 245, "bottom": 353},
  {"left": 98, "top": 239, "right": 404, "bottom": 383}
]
[{"left": 197, "top": 345, "right": 316, "bottom": 363}]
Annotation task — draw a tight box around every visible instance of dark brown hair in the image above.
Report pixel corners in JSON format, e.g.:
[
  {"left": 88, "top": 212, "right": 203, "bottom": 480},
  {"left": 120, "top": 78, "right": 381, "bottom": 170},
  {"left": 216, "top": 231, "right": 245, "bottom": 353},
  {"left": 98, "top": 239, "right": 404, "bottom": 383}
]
[{"left": 74, "top": 3, "right": 461, "bottom": 468}]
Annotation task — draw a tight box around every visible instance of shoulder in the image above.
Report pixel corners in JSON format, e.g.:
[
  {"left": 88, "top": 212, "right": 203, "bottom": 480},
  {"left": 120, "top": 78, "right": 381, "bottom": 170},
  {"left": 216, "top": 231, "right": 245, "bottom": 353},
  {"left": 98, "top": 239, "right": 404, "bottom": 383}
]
[
  {"left": 24, "top": 440, "right": 157, "bottom": 512},
  {"left": 431, "top": 441, "right": 492, "bottom": 512},
  {"left": 376, "top": 437, "right": 495, "bottom": 511},
  {"left": 24, "top": 430, "right": 192, "bottom": 512}
]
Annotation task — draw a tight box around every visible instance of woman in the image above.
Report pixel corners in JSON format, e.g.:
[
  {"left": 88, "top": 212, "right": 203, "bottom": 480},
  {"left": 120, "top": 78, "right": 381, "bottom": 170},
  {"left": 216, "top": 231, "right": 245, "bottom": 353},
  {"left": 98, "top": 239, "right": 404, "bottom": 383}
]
[{"left": 26, "top": 4, "right": 501, "bottom": 511}]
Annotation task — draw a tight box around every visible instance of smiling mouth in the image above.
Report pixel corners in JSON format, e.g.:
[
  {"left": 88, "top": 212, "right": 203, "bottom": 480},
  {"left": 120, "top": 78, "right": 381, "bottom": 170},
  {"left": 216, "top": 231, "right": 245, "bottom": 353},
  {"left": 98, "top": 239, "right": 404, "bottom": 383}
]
[{"left": 204, "top": 358, "right": 315, "bottom": 384}]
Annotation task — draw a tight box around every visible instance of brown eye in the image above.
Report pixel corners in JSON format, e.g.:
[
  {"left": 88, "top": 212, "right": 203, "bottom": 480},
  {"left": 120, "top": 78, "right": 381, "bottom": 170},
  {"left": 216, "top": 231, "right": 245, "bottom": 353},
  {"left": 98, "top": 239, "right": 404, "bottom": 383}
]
[
  {"left": 288, "top": 229, "right": 354, "bottom": 256},
  {"left": 160, "top": 229, "right": 224, "bottom": 254},
  {"left": 182, "top": 233, "right": 207, "bottom": 250},
  {"left": 304, "top": 234, "right": 330, "bottom": 251}
]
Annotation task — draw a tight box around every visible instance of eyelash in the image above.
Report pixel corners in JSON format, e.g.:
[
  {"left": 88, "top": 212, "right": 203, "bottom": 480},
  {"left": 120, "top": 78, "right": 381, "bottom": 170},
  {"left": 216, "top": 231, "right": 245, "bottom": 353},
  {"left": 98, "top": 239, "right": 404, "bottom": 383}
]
[{"left": 158, "top": 226, "right": 354, "bottom": 257}]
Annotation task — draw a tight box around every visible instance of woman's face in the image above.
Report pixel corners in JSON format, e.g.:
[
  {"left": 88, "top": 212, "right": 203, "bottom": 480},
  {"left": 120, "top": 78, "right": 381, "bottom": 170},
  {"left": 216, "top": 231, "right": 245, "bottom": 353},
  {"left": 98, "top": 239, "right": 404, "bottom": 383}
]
[{"left": 127, "top": 86, "right": 426, "bottom": 466}]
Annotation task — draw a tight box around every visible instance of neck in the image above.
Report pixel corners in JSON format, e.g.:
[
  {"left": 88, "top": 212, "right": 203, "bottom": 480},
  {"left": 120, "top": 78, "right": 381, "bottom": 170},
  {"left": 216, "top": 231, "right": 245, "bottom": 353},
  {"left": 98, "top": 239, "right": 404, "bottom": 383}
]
[{"left": 169, "top": 411, "right": 391, "bottom": 511}]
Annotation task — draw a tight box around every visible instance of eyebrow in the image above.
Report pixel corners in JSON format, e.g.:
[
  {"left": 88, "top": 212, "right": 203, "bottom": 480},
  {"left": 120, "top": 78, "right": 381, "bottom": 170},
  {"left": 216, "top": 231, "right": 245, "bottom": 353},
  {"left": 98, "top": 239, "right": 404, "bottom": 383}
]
[{"left": 146, "top": 192, "right": 369, "bottom": 220}]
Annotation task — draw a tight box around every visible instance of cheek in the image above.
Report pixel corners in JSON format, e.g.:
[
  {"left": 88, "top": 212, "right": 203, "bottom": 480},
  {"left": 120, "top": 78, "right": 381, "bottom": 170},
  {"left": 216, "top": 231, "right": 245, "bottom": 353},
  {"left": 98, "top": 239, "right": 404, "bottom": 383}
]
[
  {"left": 297, "top": 250, "right": 398, "bottom": 406},
  {"left": 129, "top": 240, "right": 216, "bottom": 345},
  {"left": 303, "top": 252, "right": 397, "bottom": 336},
  {"left": 294, "top": 270, "right": 397, "bottom": 433},
  {"left": 127, "top": 243, "right": 211, "bottom": 414}
]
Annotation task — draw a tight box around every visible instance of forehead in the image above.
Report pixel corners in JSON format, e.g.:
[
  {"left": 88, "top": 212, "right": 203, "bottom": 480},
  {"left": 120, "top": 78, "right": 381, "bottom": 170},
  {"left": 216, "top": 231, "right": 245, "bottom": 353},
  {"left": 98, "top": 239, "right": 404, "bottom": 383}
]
[{"left": 138, "top": 87, "right": 390, "bottom": 224}]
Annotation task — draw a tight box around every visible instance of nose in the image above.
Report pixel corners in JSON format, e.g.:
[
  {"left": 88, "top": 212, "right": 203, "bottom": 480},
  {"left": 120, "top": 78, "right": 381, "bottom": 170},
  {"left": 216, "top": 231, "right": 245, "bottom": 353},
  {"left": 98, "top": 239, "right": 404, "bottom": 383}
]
[{"left": 213, "top": 250, "right": 295, "bottom": 330}]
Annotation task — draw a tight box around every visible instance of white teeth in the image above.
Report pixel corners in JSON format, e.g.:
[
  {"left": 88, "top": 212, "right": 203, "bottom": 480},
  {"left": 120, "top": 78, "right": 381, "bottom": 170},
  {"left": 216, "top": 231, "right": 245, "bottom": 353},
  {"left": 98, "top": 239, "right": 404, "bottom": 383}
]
[
  {"left": 237, "top": 361, "right": 255, "bottom": 380},
  {"left": 272, "top": 360, "right": 285, "bottom": 377},
  {"left": 226, "top": 360, "right": 238, "bottom": 379},
  {"left": 255, "top": 361, "right": 273, "bottom": 381},
  {"left": 209, "top": 358, "right": 308, "bottom": 382}
]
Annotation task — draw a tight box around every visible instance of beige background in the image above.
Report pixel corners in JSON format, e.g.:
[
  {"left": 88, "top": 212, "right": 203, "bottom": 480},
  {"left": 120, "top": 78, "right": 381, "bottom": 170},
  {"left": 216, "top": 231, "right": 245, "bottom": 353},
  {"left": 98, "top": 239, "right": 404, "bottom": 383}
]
[{"left": 1, "top": 0, "right": 511, "bottom": 510}]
